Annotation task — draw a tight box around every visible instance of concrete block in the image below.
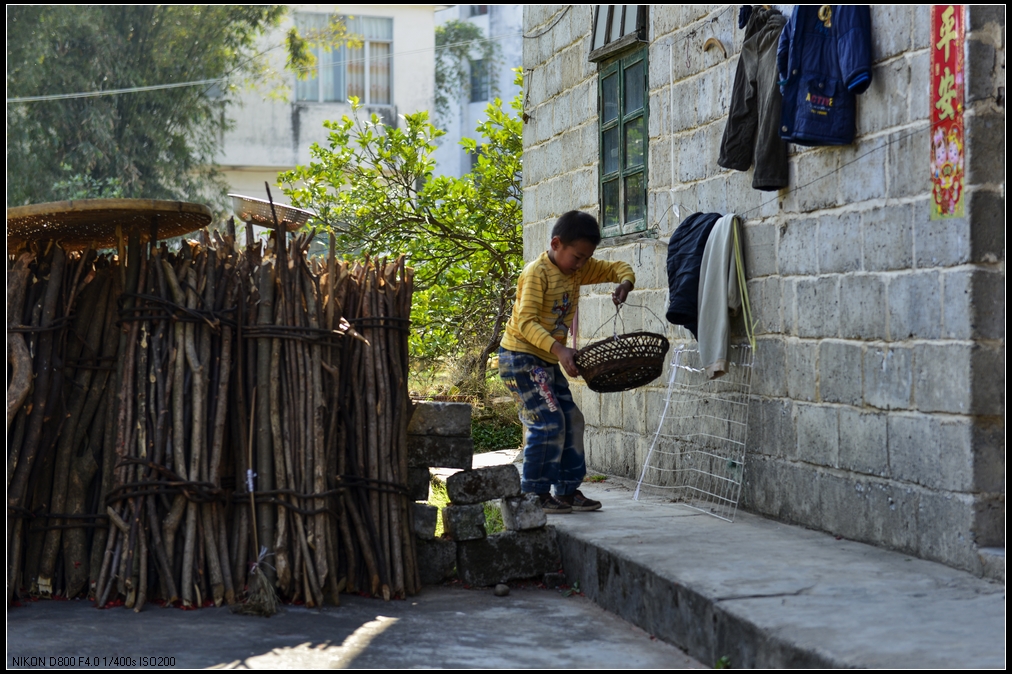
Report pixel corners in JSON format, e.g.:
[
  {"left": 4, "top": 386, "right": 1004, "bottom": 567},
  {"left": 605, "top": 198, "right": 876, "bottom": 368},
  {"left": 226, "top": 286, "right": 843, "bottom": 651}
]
[
  {"left": 886, "top": 272, "right": 941, "bottom": 340},
  {"left": 416, "top": 537, "right": 457, "bottom": 585},
  {"left": 446, "top": 464, "right": 522, "bottom": 505},
  {"left": 796, "top": 276, "right": 840, "bottom": 338},
  {"left": 864, "top": 345, "right": 913, "bottom": 410},
  {"left": 969, "top": 189, "right": 1005, "bottom": 263},
  {"left": 796, "top": 403, "right": 839, "bottom": 468},
  {"left": 676, "top": 127, "right": 708, "bottom": 183},
  {"left": 668, "top": 80, "right": 699, "bottom": 133},
  {"left": 777, "top": 219, "right": 818, "bottom": 276},
  {"left": 696, "top": 176, "right": 729, "bottom": 217},
  {"left": 966, "top": 112, "right": 1005, "bottom": 185},
  {"left": 942, "top": 269, "right": 974, "bottom": 339},
  {"left": 442, "top": 503, "right": 487, "bottom": 541},
  {"left": 838, "top": 408, "right": 888, "bottom": 475},
  {"left": 600, "top": 386, "right": 624, "bottom": 428},
  {"left": 407, "top": 435, "right": 474, "bottom": 469},
  {"left": 916, "top": 491, "right": 983, "bottom": 575},
  {"left": 887, "top": 413, "right": 974, "bottom": 491},
  {"left": 408, "top": 401, "right": 472, "bottom": 436},
  {"left": 409, "top": 467, "right": 431, "bottom": 502},
  {"left": 908, "top": 51, "right": 930, "bottom": 124},
  {"left": 819, "top": 212, "right": 862, "bottom": 273},
  {"left": 456, "top": 528, "right": 561, "bottom": 587},
  {"left": 970, "top": 344, "right": 1005, "bottom": 416},
  {"left": 818, "top": 472, "right": 873, "bottom": 541},
  {"left": 911, "top": 6, "right": 932, "bottom": 50},
  {"left": 967, "top": 39, "right": 998, "bottom": 102},
  {"left": 863, "top": 58, "right": 911, "bottom": 133},
  {"left": 862, "top": 204, "right": 913, "bottom": 271},
  {"left": 621, "top": 389, "right": 648, "bottom": 434},
  {"left": 748, "top": 277, "right": 783, "bottom": 335},
  {"left": 971, "top": 417, "right": 1005, "bottom": 493},
  {"left": 913, "top": 204, "right": 970, "bottom": 268},
  {"left": 500, "top": 494, "right": 548, "bottom": 531},
  {"left": 870, "top": 5, "right": 912, "bottom": 61},
  {"left": 786, "top": 339, "right": 818, "bottom": 402},
  {"left": 743, "top": 221, "right": 777, "bottom": 278},
  {"left": 791, "top": 149, "right": 839, "bottom": 213},
  {"left": 742, "top": 455, "right": 823, "bottom": 526},
  {"left": 839, "top": 274, "right": 887, "bottom": 340},
  {"left": 696, "top": 59, "right": 730, "bottom": 125},
  {"left": 819, "top": 340, "right": 864, "bottom": 406},
  {"left": 413, "top": 503, "right": 438, "bottom": 540},
  {"left": 746, "top": 397, "right": 796, "bottom": 459},
  {"left": 969, "top": 4, "right": 1006, "bottom": 30},
  {"left": 973, "top": 493, "right": 1006, "bottom": 550},
  {"left": 752, "top": 337, "right": 787, "bottom": 398},
  {"left": 781, "top": 278, "right": 797, "bottom": 336},
  {"left": 913, "top": 342, "right": 971, "bottom": 414},
  {"left": 887, "top": 128, "right": 930, "bottom": 199}
]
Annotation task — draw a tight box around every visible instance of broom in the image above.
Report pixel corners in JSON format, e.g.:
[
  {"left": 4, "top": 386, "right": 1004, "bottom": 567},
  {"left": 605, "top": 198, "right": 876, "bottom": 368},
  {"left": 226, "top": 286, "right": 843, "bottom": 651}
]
[{"left": 233, "top": 388, "right": 279, "bottom": 617}]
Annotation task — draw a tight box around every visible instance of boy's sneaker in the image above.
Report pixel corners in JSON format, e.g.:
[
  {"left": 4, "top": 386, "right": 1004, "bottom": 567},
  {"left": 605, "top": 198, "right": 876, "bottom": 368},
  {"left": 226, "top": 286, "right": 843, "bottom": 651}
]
[
  {"left": 536, "top": 493, "right": 573, "bottom": 514},
  {"left": 559, "top": 490, "right": 602, "bottom": 512}
]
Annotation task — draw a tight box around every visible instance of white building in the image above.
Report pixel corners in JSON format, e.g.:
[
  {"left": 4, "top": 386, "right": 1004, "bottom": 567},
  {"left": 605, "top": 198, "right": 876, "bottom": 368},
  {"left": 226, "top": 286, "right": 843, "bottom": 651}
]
[
  {"left": 432, "top": 5, "right": 523, "bottom": 178},
  {"left": 217, "top": 4, "right": 438, "bottom": 199}
]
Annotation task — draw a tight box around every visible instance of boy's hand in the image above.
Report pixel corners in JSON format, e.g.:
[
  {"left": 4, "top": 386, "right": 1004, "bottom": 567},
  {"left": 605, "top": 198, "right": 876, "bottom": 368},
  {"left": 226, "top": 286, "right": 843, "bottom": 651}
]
[
  {"left": 612, "top": 280, "right": 633, "bottom": 306},
  {"left": 551, "top": 342, "right": 580, "bottom": 378}
]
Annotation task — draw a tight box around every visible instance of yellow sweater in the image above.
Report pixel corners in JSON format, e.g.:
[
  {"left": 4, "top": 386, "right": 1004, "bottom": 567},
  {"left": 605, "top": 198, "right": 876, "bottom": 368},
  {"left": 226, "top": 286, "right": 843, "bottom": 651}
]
[{"left": 501, "top": 252, "right": 635, "bottom": 364}]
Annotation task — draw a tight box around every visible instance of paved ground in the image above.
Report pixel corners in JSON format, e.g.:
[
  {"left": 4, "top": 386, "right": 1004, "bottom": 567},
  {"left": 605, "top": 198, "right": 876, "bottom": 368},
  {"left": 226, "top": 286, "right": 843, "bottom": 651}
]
[{"left": 7, "top": 582, "right": 704, "bottom": 669}]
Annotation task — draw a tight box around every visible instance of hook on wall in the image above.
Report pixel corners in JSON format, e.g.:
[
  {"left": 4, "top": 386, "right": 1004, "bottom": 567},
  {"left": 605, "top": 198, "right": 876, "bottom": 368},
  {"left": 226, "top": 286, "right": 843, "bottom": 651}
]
[{"left": 702, "top": 36, "right": 727, "bottom": 59}]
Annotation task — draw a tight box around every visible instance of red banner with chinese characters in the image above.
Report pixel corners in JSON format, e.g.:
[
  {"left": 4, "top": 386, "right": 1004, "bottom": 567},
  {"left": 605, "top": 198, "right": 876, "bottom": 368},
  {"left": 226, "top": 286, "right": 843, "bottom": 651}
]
[{"left": 930, "top": 5, "right": 965, "bottom": 219}]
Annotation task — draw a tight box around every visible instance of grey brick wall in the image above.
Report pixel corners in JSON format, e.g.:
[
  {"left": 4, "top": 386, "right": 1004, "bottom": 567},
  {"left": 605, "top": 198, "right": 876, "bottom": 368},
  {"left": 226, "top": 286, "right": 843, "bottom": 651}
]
[{"left": 521, "top": 6, "right": 1004, "bottom": 577}]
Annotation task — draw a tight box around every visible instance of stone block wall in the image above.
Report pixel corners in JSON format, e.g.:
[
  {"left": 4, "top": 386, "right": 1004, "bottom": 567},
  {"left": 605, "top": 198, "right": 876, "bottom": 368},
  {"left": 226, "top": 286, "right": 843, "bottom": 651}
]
[{"left": 521, "top": 5, "right": 1004, "bottom": 576}]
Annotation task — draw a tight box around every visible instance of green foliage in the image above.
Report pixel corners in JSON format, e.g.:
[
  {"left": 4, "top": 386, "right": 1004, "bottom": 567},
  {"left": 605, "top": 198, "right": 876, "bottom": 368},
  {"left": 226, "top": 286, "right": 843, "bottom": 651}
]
[
  {"left": 715, "top": 656, "right": 732, "bottom": 669},
  {"left": 483, "top": 502, "right": 504, "bottom": 535},
  {"left": 472, "top": 417, "right": 522, "bottom": 453},
  {"left": 6, "top": 6, "right": 290, "bottom": 207},
  {"left": 434, "top": 19, "right": 501, "bottom": 124},
  {"left": 280, "top": 72, "right": 524, "bottom": 393},
  {"left": 428, "top": 477, "right": 450, "bottom": 538}
]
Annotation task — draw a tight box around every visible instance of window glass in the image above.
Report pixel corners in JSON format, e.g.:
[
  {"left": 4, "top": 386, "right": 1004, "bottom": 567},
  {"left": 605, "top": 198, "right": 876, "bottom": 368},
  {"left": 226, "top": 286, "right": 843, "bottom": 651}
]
[
  {"left": 602, "top": 126, "right": 620, "bottom": 175},
  {"left": 602, "top": 73, "right": 618, "bottom": 123},
  {"left": 623, "top": 59, "right": 644, "bottom": 114},
  {"left": 602, "top": 180, "right": 620, "bottom": 229},
  {"left": 624, "top": 172, "right": 645, "bottom": 226},
  {"left": 370, "top": 43, "right": 391, "bottom": 104},
  {"left": 470, "top": 59, "right": 489, "bottom": 102},
  {"left": 294, "top": 14, "right": 392, "bottom": 105},
  {"left": 592, "top": 6, "right": 610, "bottom": 51},
  {"left": 624, "top": 116, "right": 644, "bottom": 168},
  {"left": 347, "top": 45, "right": 365, "bottom": 101},
  {"left": 623, "top": 5, "right": 640, "bottom": 36}
]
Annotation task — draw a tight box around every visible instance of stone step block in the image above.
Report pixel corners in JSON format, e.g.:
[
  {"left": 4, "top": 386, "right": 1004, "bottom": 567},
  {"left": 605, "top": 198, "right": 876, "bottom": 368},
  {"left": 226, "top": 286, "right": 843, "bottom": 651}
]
[
  {"left": 442, "top": 503, "right": 487, "bottom": 541},
  {"left": 446, "top": 464, "right": 522, "bottom": 505},
  {"left": 408, "top": 401, "right": 472, "bottom": 436},
  {"left": 413, "top": 503, "right": 438, "bottom": 540},
  {"left": 407, "top": 435, "right": 474, "bottom": 469},
  {"left": 456, "top": 528, "right": 561, "bottom": 587},
  {"left": 500, "top": 494, "right": 548, "bottom": 531},
  {"left": 408, "top": 467, "right": 431, "bottom": 502},
  {"left": 416, "top": 537, "right": 457, "bottom": 585}
]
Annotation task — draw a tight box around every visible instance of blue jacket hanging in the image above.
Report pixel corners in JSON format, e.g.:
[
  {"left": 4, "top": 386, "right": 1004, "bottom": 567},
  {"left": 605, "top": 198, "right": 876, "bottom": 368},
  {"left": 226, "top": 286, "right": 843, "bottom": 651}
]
[
  {"left": 665, "top": 212, "right": 722, "bottom": 340},
  {"left": 777, "top": 5, "right": 872, "bottom": 146}
]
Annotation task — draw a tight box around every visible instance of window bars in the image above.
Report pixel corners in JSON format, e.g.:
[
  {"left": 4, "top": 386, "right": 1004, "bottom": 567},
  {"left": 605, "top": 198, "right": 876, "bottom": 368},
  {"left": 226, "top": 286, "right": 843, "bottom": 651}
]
[{"left": 634, "top": 343, "right": 754, "bottom": 522}]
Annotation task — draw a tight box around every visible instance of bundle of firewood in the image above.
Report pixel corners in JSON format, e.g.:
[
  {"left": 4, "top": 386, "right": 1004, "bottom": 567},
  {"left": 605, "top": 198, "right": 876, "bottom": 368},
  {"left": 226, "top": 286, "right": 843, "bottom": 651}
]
[{"left": 6, "top": 220, "right": 417, "bottom": 610}]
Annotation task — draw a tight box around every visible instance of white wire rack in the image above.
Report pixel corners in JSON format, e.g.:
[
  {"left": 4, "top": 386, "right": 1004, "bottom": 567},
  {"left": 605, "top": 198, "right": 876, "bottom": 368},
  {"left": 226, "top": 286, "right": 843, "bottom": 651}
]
[{"left": 634, "top": 343, "right": 754, "bottom": 522}]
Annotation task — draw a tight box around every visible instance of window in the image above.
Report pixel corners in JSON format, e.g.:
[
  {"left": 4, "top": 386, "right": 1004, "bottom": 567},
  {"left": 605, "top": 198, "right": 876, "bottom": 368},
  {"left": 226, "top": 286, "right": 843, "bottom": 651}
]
[
  {"left": 599, "top": 47, "right": 647, "bottom": 237},
  {"left": 590, "top": 5, "right": 647, "bottom": 62},
  {"left": 469, "top": 59, "right": 489, "bottom": 102},
  {"left": 295, "top": 14, "right": 393, "bottom": 105},
  {"left": 469, "top": 6, "right": 489, "bottom": 18}
]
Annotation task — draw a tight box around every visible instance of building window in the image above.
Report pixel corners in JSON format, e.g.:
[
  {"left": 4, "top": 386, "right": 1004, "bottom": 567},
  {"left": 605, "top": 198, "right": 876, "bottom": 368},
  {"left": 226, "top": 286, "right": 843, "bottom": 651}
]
[
  {"left": 599, "top": 47, "right": 647, "bottom": 237},
  {"left": 295, "top": 14, "right": 393, "bottom": 105},
  {"left": 469, "top": 59, "right": 490, "bottom": 102},
  {"left": 469, "top": 6, "right": 489, "bottom": 18},
  {"left": 590, "top": 6, "right": 647, "bottom": 62}
]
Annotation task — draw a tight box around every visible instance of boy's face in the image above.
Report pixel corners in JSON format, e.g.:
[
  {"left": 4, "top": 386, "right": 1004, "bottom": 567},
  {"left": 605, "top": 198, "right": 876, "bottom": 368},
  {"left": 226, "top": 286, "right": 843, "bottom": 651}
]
[{"left": 549, "top": 236, "right": 596, "bottom": 275}]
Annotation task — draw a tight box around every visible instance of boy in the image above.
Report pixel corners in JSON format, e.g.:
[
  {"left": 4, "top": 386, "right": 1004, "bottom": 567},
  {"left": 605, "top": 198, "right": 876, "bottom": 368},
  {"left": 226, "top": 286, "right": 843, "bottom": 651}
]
[{"left": 499, "top": 211, "right": 634, "bottom": 513}]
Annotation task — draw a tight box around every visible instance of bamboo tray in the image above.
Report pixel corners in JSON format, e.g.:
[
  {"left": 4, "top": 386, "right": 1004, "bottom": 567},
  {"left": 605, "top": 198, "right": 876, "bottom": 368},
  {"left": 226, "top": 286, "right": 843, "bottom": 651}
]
[
  {"left": 7, "top": 198, "right": 213, "bottom": 252},
  {"left": 229, "top": 194, "right": 316, "bottom": 231}
]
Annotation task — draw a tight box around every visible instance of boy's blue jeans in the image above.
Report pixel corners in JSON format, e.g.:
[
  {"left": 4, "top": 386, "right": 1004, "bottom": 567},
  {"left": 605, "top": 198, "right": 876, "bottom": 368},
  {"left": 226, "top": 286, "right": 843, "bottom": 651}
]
[{"left": 498, "top": 348, "right": 586, "bottom": 496}]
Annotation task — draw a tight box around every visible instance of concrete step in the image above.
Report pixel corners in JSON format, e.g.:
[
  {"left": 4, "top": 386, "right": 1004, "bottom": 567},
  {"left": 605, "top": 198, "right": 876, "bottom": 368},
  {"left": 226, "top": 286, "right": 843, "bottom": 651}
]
[{"left": 551, "top": 477, "right": 1006, "bottom": 669}]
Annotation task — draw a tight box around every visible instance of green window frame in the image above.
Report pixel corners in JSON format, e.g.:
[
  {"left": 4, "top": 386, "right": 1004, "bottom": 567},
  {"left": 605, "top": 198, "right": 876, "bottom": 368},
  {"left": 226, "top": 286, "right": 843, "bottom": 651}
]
[{"left": 599, "top": 46, "right": 648, "bottom": 238}]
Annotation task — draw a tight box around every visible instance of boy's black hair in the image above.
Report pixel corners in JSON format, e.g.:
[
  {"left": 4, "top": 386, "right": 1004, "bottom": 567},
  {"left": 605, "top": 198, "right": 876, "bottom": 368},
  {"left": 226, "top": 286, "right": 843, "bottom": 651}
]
[{"left": 551, "top": 210, "right": 602, "bottom": 247}]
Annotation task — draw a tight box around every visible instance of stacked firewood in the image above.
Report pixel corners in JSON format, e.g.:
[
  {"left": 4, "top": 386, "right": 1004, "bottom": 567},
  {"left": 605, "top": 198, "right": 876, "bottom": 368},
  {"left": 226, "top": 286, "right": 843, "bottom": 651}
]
[{"left": 6, "top": 221, "right": 417, "bottom": 610}]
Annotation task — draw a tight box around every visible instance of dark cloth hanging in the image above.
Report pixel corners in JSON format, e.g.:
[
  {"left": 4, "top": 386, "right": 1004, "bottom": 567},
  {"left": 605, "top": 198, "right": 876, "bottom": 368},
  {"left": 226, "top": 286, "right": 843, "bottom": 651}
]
[
  {"left": 665, "top": 212, "right": 722, "bottom": 340},
  {"left": 718, "top": 6, "right": 789, "bottom": 191},
  {"left": 777, "top": 5, "right": 873, "bottom": 146}
]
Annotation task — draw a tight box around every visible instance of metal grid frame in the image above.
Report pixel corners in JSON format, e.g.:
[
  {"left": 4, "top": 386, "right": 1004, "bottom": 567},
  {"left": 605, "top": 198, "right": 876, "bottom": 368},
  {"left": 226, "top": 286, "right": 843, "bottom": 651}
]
[{"left": 633, "top": 343, "right": 754, "bottom": 522}]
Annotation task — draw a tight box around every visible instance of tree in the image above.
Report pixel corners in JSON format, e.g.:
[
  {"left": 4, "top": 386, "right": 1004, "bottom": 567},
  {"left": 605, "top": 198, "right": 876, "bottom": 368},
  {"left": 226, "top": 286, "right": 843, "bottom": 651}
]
[
  {"left": 6, "top": 6, "right": 293, "bottom": 207},
  {"left": 434, "top": 19, "right": 501, "bottom": 125},
  {"left": 280, "top": 73, "right": 524, "bottom": 394}
]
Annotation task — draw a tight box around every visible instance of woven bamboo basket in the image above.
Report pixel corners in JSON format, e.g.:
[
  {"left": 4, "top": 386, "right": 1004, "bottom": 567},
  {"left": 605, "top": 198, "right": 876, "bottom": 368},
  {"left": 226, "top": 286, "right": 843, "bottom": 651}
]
[{"left": 575, "top": 331, "right": 670, "bottom": 393}]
